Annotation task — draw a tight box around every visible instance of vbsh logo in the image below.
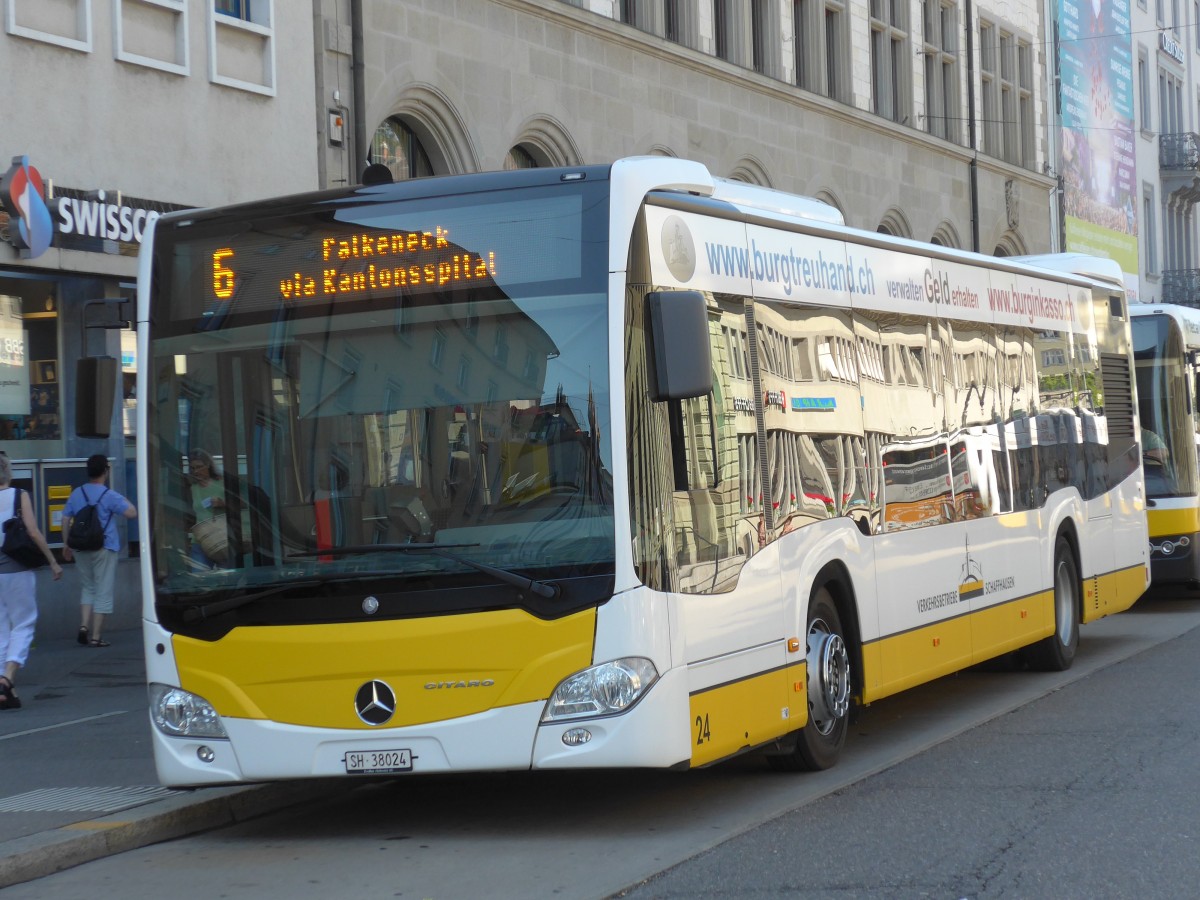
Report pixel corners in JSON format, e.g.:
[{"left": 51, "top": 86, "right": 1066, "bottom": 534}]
[
  {"left": 0, "top": 155, "right": 53, "bottom": 258},
  {"left": 660, "top": 214, "right": 696, "bottom": 283}
]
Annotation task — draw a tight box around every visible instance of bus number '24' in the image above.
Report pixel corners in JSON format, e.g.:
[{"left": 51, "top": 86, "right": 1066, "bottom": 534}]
[{"left": 695, "top": 713, "right": 711, "bottom": 745}]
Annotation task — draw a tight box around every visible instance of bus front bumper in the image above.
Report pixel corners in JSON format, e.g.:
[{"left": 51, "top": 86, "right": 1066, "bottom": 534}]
[{"left": 149, "top": 668, "right": 691, "bottom": 786}]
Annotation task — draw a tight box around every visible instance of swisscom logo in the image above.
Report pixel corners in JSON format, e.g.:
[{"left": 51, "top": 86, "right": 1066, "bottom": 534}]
[{"left": 0, "top": 155, "right": 53, "bottom": 258}]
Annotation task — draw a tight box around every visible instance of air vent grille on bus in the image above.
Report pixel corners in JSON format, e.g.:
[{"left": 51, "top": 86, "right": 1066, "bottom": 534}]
[{"left": 1099, "top": 352, "right": 1135, "bottom": 440}]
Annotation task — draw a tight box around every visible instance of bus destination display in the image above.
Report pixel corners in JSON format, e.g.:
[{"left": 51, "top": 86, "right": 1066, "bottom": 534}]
[{"left": 210, "top": 224, "right": 499, "bottom": 305}]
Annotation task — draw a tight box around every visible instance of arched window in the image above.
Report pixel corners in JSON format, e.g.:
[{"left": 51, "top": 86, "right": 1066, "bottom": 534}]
[
  {"left": 728, "top": 157, "right": 772, "bottom": 186},
  {"left": 877, "top": 209, "right": 912, "bottom": 239},
  {"left": 929, "top": 223, "right": 960, "bottom": 249},
  {"left": 814, "top": 191, "right": 845, "bottom": 222},
  {"left": 992, "top": 232, "right": 1026, "bottom": 257},
  {"left": 503, "top": 145, "right": 539, "bottom": 170},
  {"left": 370, "top": 117, "right": 433, "bottom": 182}
]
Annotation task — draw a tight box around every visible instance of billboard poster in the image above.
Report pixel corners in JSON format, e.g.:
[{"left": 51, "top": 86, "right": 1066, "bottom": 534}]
[{"left": 1056, "top": 0, "right": 1137, "bottom": 278}]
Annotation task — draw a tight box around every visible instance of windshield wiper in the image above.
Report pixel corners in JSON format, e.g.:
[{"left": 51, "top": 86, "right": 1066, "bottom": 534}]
[
  {"left": 287, "top": 543, "right": 561, "bottom": 600},
  {"left": 176, "top": 580, "right": 325, "bottom": 624}
]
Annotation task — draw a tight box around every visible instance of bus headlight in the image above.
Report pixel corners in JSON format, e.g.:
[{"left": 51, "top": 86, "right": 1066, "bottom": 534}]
[
  {"left": 148, "top": 683, "right": 228, "bottom": 739},
  {"left": 541, "top": 658, "right": 659, "bottom": 722}
]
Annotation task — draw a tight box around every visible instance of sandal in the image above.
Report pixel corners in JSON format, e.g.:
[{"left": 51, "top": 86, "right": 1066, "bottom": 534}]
[
  {"left": 89, "top": 638, "right": 110, "bottom": 648},
  {"left": 0, "top": 676, "right": 20, "bottom": 710},
  {"left": 77, "top": 626, "right": 89, "bottom": 646}
]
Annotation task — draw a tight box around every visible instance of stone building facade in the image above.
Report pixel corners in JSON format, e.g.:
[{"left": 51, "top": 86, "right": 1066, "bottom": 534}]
[{"left": 313, "top": 0, "right": 1056, "bottom": 254}]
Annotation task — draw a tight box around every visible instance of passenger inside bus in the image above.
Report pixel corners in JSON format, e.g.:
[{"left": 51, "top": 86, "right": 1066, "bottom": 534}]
[{"left": 1141, "top": 426, "right": 1174, "bottom": 494}]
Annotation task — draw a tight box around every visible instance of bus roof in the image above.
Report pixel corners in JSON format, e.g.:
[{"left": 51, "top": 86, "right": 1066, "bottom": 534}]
[
  {"left": 154, "top": 156, "right": 1117, "bottom": 301},
  {"left": 617, "top": 159, "right": 1109, "bottom": 294},
  {"left": 1010, "top": 253, "right": 1125, "bottom": 290},
  {"left": 708, "top": 177, "right": 844, "bottom": 226},
  {"left": 1130, "top": 302, "right": 1200, "bottom": 348}
]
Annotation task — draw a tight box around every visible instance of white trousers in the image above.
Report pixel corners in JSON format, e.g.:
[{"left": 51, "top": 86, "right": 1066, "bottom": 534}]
[{"left": 0, "top": 570, "right": 38, "bottom": 667}]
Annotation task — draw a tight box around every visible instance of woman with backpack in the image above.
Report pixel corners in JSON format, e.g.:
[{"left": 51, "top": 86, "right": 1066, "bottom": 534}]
[
  {"left": 61, "top": 454, "right": 137, "bottom": 648},
  {"left": 0, "top": 450, "right": 63, "bottom": 709}
]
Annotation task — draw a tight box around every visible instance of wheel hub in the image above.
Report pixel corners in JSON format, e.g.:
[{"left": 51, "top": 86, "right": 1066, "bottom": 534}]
[
  {"left": 807, "top": 620, "right": 850, "bottom": 734},
  {"left": 1054, "top": 558, "right": 1074, "bottom": 644}
]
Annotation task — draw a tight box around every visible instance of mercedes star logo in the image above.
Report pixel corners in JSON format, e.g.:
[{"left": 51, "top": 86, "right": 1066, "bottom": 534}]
[{"left": 354, "top": 680, "right": 396, "bottom": 726}]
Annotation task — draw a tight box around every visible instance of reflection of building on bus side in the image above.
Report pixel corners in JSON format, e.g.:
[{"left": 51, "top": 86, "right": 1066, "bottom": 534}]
[
  {"left": 881, "top": 429, "right": 1003, "bottom": 530},
  {"left": 663, "top": 273, "right": 1134, "bottom": 594}
]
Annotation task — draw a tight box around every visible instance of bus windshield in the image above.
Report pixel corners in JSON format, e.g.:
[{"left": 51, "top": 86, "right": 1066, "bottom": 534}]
[
  {"left": 145, "top": 178, "right": 614, "bottom": 623},
  {"left": 1132, "top": 313, "right": 1199, "bottom": 499}
]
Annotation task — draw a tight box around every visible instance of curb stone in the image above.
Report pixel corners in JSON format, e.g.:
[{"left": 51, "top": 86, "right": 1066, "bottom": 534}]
[{"left": 0, "top": 780, "right": 344, "bottom": 889}]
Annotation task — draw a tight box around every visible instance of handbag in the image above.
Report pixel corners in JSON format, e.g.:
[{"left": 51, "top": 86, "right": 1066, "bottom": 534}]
[
  {"left": 2, "top": 488, "right": 48, "bottom": 569},
  {"left": 192, "top": 515, "right": 230, "bottom": 560}
]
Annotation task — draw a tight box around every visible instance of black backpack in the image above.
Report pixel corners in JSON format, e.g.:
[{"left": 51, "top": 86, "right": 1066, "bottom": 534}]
[{"left": 67, "top": 486, "right": 110, "bottom": 551}]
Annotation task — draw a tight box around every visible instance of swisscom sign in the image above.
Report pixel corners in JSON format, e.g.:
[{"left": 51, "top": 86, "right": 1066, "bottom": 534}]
[{"left": 0, "top": 154, "right": 187, "bottom": 259}]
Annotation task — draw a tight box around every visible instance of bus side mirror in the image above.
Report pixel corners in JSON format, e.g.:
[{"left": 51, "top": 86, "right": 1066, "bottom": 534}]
[
  {"left": 75, "top": 356, "right": 118, "bottom": 439},
  {"left": 646, "top": 291, "right": 712, "bottom": 402}
]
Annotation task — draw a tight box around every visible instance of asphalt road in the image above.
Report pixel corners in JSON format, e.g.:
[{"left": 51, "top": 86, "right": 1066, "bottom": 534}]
[
  {"left": 3, "top": 592, "right": 1197, "bottom": 900},
  {"left": 620, "top": 591, "right": 1200, "bottom": 899}
]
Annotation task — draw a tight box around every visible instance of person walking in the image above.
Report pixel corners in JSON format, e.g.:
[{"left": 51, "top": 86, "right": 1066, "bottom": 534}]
[
  {"left": 61, "top": 454, "right": 137, "bottom": 648},
  {"left": 0, "top": 450, "right": 63, "bottom": 710}
]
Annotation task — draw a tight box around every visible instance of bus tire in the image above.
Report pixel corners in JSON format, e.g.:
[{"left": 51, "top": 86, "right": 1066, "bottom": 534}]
[
  {"left": 768, "top": 585, "right": 851, "bottom": 771},
  {"left": 1025, "top": 535, "right": 1080, "bottom": 672}
]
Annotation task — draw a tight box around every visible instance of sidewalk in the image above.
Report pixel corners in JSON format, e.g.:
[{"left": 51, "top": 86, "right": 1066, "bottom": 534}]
[{"left": 0, "top": 627, "right": 338, "bottom": 889}]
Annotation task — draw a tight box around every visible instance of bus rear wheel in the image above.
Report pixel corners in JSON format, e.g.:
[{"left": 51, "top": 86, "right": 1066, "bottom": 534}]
[
  {"left": 768, "top": 586, "right": 851, "bottom": 771},
  {"left": 1024, "top": 536, "right": 1080, "bottom": 672}
]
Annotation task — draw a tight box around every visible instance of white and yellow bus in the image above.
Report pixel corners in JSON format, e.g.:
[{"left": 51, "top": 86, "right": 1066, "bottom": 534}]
[
  {"left": 136, "top": 158, "right": 1149, "bottom": 785},
  {"left": 1130, "top": 303, "right": 1200, "bottom": 587}
]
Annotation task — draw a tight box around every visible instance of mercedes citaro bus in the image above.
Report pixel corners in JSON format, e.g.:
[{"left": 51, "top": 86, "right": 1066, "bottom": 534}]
[{"left": 131, "top": 158, "right": 1149, "bottom": 785}]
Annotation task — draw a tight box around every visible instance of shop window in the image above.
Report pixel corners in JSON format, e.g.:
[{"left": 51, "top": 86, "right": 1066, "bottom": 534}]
[
  {"left": 0, "top": 275, "right": 62, "bottom": 442},
  {"left": 121, "top": 319, "right": 138, "bottom": 440}
]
